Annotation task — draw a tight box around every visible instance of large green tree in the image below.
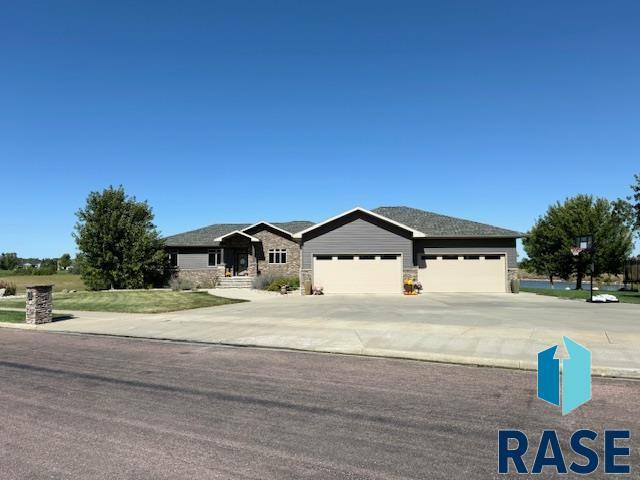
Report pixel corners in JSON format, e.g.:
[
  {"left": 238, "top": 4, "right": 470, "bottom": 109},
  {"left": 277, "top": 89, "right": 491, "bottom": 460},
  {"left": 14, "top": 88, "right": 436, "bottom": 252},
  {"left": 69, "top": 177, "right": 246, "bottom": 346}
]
[
  {"left": 631, "top": 173, "right": 640, "bottom": 231},
  {"left": 74, "top": 186, "right": 169, "bottom": 290},
  {"left": 0, "top": 252, "right": 19, "bottom": 270},
  {"left": 58, "top": 253, "right": 72, "bottom": 270},
  {"left": 523, "top": 195, "right": 633, "bottom": 289}
]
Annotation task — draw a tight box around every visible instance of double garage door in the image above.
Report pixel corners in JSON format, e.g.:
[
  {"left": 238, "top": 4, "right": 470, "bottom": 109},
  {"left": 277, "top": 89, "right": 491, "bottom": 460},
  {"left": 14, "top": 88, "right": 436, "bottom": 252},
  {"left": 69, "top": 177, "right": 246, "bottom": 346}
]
[
  {"left": 313, "top": 254, "right": 403, "bottom": 294},
  {"left": 418, "top": 254, "right": 507, "bottom": 292},
  {"left": 312, "top": 253, "right": 507, "bottom": 294}
]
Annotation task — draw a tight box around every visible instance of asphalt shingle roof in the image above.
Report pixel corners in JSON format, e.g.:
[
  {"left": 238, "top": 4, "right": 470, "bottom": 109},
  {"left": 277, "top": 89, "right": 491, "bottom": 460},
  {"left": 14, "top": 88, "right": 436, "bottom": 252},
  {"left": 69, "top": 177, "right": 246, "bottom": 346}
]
[
  {"left": 164, "top": 206, "right": 522, "bottom": 246},
  {"left": 372, "top": 206, "right": 523, "bottom": 238},
  {"left": 164, "top": 221, "right": 315, "bottom": 247}
]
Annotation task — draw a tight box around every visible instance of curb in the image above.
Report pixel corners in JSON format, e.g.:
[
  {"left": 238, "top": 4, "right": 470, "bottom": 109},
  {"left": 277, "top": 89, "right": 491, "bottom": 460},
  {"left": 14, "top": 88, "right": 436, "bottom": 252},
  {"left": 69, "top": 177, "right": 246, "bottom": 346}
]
[{"left": 3, "top": 323, "right": 639, "bottom": 380}]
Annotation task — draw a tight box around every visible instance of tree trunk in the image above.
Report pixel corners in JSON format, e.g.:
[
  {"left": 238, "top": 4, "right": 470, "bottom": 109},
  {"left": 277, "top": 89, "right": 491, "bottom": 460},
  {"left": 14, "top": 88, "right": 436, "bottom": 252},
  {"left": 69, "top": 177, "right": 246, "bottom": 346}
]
[
  {"left": 549, "top": 275, "right": 554, "bottom": 287},
  {"left": 576, "top": 273, "right": 583, "bottom": 290}
]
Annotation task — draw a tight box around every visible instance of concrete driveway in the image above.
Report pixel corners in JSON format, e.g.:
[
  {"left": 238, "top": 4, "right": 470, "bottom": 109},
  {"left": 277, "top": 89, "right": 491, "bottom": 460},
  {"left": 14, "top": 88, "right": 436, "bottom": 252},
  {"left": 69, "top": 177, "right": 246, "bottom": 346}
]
[{"left": 3, "top": 291, "right": 640, "bottom": 377}]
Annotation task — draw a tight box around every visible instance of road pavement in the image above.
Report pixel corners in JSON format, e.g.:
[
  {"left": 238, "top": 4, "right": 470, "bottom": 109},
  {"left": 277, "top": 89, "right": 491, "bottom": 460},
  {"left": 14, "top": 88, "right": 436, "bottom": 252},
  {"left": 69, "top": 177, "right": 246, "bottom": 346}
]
[{"left": 0, "top": 329, "right": 638, "bottom": 479}]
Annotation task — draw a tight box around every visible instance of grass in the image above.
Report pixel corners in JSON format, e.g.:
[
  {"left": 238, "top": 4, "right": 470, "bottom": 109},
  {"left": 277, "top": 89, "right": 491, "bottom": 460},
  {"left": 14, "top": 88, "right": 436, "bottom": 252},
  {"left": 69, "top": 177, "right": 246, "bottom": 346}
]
[
  {"left": 521, "top": 287, "right": 640, "bottom": 304},
  {"left": 0, "top": 310, "right": 69, "bottom": 323},
  {"left": 0, "top": 290, "right": 246, "bottom": 313},
  {"left": 0, "top": 273, "right": 85, "bottom": 294}
]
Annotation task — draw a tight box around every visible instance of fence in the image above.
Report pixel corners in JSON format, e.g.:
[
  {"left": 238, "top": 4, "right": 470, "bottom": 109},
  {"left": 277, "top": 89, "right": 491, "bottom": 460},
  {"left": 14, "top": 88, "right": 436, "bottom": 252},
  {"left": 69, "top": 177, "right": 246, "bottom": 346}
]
[{"left": 624, "top": 258, "right": 640, "bottom": 288}]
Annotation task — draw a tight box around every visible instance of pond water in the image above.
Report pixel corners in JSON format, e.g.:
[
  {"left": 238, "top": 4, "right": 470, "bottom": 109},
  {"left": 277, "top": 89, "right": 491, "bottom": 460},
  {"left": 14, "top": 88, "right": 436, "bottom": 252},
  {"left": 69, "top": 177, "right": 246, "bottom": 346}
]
[{"left": 520, "top": 279, "right": 622, "bottom": 291}]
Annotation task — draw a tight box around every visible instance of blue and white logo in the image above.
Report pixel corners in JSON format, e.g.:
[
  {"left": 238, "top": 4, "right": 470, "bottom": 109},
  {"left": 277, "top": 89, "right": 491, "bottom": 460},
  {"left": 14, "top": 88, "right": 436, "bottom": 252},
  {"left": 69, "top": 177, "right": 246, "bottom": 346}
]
[{"left": 537, "top": 336, "right": 591, "bottom": 415}]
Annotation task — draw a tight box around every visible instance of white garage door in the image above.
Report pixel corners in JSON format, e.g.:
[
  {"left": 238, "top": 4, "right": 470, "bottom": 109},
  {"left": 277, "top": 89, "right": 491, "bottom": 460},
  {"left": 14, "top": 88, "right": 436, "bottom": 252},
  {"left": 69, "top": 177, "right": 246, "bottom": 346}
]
[
  {"left": 313, "top": 254, "right": 403, "bottom": 294},
  {"left": 418, "top": 254, "right": 507, "bottom": 293}
]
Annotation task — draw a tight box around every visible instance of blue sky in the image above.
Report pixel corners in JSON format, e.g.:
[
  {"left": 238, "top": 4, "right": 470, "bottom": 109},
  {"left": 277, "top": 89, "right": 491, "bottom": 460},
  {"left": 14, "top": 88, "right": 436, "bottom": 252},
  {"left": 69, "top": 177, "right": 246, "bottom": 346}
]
[{"left": 1, "top": 1, "right": 639, "bottom": 258}]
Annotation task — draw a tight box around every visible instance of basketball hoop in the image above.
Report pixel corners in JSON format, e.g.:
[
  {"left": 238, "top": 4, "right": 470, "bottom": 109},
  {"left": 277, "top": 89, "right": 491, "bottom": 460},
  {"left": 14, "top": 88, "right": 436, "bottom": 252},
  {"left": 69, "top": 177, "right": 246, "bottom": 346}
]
[{"left": 571, "top": 246, "right": 585, "bottom": 257}]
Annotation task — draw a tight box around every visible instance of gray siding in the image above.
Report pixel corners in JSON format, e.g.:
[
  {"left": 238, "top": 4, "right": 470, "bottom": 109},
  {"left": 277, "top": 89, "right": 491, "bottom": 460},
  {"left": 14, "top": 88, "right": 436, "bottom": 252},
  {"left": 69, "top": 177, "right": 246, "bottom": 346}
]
[
  {"left": 415, "top": 238, "right": 518, "bottom": 269},
  {"left": 302, "top": 217, "right": 414, "bottom": 269},
  {"left": 173, "top": 248, "right": 211, "bottom": 269}
]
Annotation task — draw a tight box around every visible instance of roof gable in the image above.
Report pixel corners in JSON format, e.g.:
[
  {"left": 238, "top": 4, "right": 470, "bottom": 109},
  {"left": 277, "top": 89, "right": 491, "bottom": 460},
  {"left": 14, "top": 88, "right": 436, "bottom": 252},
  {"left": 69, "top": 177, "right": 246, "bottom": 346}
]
[
  {"left": 292, "top": 207, "right": 425, "bottom": 238},
  {"left": 164, "top": 220, "right": 314, "bottom": 247}
]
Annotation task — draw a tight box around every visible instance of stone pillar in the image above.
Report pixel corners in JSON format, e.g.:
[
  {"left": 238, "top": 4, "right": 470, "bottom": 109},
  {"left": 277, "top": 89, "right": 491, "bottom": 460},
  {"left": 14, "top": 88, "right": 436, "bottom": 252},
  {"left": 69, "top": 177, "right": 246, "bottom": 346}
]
[
  {"left": 300, "top": 269, "right": 312, "bottom": 295},
  {"left": 25, "top": 285, "right": 53, "bottom": 324}
]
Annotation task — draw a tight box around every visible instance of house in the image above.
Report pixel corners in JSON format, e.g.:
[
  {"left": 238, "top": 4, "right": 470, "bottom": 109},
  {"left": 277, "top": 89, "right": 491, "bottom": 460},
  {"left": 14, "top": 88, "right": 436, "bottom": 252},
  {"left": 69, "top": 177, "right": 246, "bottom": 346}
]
[{"left": 164, "top": 206, "right": 523, "bottom": 293}]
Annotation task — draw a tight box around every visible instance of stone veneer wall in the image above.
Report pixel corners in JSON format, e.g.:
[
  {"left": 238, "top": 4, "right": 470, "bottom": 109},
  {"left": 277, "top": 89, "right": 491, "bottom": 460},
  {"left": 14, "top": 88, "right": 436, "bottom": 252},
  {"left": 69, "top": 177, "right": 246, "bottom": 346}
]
[
  {"left": 508, "top": 268, "right": 519, "bottom": 293},
  {"left": 175, "top": 267, "right": 224, "bottom": 288},
  {"left": 252, "top": 229, "right": 301, "bottom": 278},
  {"left": 25, "top": 285, "right": 53, "bottom": 324},
  {"left": 300, "top": 269, "right": 312, "bottom": 295}
]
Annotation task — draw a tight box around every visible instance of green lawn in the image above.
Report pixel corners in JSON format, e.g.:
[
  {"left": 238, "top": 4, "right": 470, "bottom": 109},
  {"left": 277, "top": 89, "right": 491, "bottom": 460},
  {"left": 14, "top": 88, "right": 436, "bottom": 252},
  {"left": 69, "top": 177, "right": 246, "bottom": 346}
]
[
  {"left": 0, "top": 310, "right": 27, "bottom": 323},
  {"left": 0, "top": 310, "right": 70, "bottom": 323},
  {"left": 522, "top": 287, "right": 640, "bottom": 304},
  {"left": 0, "top": 273, "right": 86, "bottom": 294},
  {"left": 0, "top": 290, "right": 245, "bottom": 313}
]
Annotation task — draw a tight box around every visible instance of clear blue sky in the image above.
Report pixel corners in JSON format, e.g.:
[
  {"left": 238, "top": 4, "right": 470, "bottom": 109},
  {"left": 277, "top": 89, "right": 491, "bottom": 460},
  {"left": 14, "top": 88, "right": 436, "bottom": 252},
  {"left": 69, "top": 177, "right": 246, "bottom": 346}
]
[{"left": 2, "top": 1, "right": 639, "bottom": 258}]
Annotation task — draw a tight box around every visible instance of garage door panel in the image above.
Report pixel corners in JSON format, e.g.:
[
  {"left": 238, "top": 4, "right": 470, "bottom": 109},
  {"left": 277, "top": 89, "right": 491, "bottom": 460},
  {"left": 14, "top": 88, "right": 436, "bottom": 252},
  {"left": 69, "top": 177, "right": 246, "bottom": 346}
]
[
  {"left": 313, "top": 255, "right": 402, "bottom": 294},
  {"left": 418, "top": 255, "right": 506, "bottom": 293}
]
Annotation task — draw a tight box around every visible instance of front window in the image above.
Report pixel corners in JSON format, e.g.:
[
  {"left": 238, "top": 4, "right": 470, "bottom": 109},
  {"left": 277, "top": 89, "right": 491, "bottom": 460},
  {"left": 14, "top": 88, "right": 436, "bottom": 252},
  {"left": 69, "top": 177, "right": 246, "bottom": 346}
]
[
  {"left": 208, "top": 248, "right": 222, "bottom": 266},
  {"left": 268, "top": 248, "right": 287, "bottom": 264},
  {"left": 169, "top": 251, "right": 178, "bottom": 267}
]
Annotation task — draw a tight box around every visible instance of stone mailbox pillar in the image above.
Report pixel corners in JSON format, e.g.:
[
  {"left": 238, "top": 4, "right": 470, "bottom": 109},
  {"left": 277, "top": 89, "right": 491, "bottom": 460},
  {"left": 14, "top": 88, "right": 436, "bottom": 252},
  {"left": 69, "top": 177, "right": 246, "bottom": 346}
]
[{"left": 25, "top": 285, "right": 53, "bottom": 324}]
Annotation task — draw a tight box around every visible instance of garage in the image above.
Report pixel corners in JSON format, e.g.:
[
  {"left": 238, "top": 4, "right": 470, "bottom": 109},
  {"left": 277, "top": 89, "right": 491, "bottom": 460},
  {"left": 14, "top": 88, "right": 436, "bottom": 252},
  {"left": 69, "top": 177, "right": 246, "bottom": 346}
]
[
  {"left": 418, "top": 254, "right": 507, "bottom": 293},
  {"left": 313, "top": 254, "right": 403, "bottom": 294}
]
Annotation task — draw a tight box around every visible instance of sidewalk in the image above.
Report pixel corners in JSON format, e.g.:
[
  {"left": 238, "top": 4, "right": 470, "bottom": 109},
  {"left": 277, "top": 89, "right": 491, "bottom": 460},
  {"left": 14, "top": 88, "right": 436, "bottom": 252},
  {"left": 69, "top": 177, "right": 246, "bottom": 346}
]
[{"left": 2, "top": 291, "right": 639, "bottom": 378}]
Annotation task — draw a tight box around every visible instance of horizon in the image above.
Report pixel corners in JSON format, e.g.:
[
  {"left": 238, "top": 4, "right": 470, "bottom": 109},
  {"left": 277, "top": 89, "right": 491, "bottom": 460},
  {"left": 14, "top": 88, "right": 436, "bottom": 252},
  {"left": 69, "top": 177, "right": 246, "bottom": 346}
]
[{"left": 2, "top": 1, "right": 639, "bottom": 258}]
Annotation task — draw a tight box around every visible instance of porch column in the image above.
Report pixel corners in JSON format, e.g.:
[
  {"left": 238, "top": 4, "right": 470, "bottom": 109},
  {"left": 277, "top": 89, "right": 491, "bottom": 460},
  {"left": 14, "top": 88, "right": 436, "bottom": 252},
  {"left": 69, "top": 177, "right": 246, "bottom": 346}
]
[{"left": 249, "top": 244, "right": 258, "bottom": 276}]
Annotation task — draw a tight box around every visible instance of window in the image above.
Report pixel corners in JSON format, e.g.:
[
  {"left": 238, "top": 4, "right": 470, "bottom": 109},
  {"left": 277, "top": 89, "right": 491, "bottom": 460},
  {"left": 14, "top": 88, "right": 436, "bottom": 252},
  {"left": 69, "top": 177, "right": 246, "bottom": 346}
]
[
  {"left": 208, "top": 248, "right": 222, "bottom": 266},
  {"left": 484, "top": 255, "right": 501, "bottom": 260},
  {"left": 380, "top": 254, "right": 399, "bottom": 260},
  {"left": 269, "top": 248, "right": 287, "bottom": 264},
  {"left": 442, "top": 255, "right": 459, "bottom": 260},
  {"left": 337, "top": 255, "right": 354, "bottom": 260},
  {"left": 422, "top": 255, "right": 437, "bottom": 260},
  {"left": 315, "top": 255, "right": 333, "bottom": 260},
  {"left": 358, "top": 255, "right": 375, "bottom": 260},
  {"left": 169, "top": 251, "right": 178, "bottom": 267},
  {"left": 464, "top": 255, "right": 480, "bottom": 260}
]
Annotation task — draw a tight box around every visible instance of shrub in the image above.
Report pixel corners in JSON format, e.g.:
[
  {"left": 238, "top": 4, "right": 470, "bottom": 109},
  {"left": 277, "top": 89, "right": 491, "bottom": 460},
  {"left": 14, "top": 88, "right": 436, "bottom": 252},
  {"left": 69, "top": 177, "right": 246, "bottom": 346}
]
[
  {"left": 266, "top": 276, "right": 300, "bottom": 292},
  {"left": 34, "top": 266, "right": 57, "bottom": 275},
  {"left": 252, "top": 272, "right": 277, "bottom": 290},
  {"left": 0, "top": 280, "right": 17, "bottom": 296},
  {"left": 169, "top": 276, "right": 195, "bottom": 291}
]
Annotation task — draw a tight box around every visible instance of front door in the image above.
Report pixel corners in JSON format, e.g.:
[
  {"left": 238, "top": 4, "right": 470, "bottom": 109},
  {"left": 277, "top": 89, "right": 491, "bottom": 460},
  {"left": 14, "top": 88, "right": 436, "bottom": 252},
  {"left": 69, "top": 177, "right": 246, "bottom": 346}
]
[{"left": 234, "top": 252, "right": 249, "bottom": 276}]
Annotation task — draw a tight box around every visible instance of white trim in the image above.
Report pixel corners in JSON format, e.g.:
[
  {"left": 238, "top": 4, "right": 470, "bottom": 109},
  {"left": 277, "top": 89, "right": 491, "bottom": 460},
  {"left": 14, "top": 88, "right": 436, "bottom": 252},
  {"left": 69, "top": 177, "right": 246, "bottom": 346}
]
[
  {"left": 213, "top": 230, "right": 261, "bottom": 242},
  {"left": 207, "top": 248, "right": 222, "bottom": 266},
  {"left": 292, "top": 207, "right": 426, "bottom": 238},
  {"left": 242, "top": 221, "right": 293, "bottom": 237},
  {"left": 268, "top": 248, "right": 288, "bottom": 264}
]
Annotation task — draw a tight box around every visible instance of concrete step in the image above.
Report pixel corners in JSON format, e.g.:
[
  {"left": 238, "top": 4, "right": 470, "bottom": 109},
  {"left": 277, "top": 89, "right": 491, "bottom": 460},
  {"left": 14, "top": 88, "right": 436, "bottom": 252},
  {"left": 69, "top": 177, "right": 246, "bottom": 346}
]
[{"left": 217, "top": 277, "right": 253, "bottom": 288}]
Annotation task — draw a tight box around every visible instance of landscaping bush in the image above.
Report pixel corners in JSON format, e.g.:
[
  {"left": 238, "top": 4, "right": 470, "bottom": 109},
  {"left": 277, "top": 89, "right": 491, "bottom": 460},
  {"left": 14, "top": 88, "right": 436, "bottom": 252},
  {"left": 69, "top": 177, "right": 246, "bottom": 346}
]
[
  {"left": 169, "top": 276, "right": 195, "bottom": 291},
  {"left": 266, "top": 276, "right": 300, "bottom": 292},
  {"left": 252, "top": 272, "right": 277, "bottom": 290},
  {"left": 0, "top": 280, "right": 17, "bottom": 296},
  {"left": 252, "top": 274, "right": 300, "bottom": 291}
]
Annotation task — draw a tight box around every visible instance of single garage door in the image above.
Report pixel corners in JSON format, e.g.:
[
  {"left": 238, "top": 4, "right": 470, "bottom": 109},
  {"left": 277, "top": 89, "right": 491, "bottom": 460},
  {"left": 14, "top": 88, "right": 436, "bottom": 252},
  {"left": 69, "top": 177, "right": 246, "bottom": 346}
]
[
  {"left": 313, "top": 254, "right": 403, "bottom": 294},
  {"left": 418, "top": 254, "right": 507, "bottom": 292}
]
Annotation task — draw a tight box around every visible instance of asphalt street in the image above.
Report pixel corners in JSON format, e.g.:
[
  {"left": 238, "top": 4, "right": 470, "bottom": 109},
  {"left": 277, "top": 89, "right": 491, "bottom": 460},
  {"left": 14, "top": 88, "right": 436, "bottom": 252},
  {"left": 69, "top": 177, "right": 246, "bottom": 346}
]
[{"left": 0, "top": 330, "right": 638, "bottom": 479}]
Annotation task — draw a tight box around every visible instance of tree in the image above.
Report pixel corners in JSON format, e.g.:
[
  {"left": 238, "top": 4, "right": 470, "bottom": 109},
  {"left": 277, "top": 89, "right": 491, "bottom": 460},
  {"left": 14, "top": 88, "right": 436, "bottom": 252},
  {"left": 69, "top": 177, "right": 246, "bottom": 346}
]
[
  {"left": 74, "top": 186, "right": 170, "bottom": 290},
  {"left": 631, "top": 173, "right": 640, "bottom": 231},
  {"left": 58, "top": 253, "right": 72, "bottom": 270},
  {"left": 523, "top": 195, "right": 633, "bottom": 289},
  {"left": 0, "top": 252, "right": 19, "bottom": 270}
]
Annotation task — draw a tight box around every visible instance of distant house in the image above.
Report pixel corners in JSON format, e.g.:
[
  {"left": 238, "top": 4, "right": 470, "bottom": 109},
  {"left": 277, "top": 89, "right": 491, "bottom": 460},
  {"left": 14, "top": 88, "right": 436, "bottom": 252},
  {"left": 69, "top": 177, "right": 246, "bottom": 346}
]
[{"left": 165, "top": 206, "right": 523, "bottom": 294}]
